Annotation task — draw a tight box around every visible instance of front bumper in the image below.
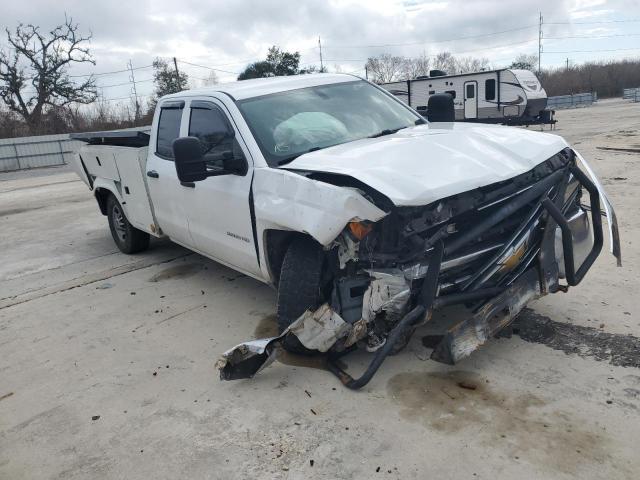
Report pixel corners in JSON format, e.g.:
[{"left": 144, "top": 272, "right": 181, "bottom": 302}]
[{"left": 218, "top": 150, "right": 621, "bottom": 389}]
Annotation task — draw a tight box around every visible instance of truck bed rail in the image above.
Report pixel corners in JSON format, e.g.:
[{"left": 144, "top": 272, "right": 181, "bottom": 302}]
[{"left": 70, "top": 128, "right": 151, "bottom": 148}]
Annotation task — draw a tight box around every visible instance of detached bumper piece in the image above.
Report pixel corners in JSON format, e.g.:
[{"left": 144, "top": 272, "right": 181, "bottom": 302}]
[{"left": 431, "top": 269, "right": 540, "bottom": 364}]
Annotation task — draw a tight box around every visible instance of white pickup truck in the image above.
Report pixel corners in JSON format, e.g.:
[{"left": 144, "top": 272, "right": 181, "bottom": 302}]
[{"left": 71, "top": 73, "right": 621, "bottom": 388}]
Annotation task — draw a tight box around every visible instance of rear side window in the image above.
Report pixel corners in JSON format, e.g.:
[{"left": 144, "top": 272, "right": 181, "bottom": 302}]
[
  {"left": 485, "top": 79, "right": 496, "bottom": 101},
  {"left": 444, "top": 90, "right": 456, "bottom": 99},
  {"left": 156, "top": 107, "right": 182, "bottom": 159},
  {"left": 188, "top": 105, "right": 236, "bottom": 170}
]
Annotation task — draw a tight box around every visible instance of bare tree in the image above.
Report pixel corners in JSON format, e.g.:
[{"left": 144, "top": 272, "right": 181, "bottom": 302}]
[
  {"left": 510, "top": 54, "right": 538, "bottom": 71},
  {"left": 201, "top": 71, "right": 219, "bottom": 86},
  {"left": 0, "top": 16, "right": 97, "bottom": 133},
  {"left": 401, "top": 54, "right": 430, "bottom": 79},
  {"left": 365, "top": 54, "right": 406, "bottom": 83},
  {"left": 456, "top": 56, "right": 490, "bottom": 73},
  {"left": 432, "top": 52, "right": 458, "bottom": 74},
  {"left": 539, "top": 59, "right": 640, "bottom": 98}
]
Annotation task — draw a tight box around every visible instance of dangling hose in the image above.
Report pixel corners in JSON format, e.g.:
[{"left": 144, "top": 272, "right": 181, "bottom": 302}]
[{"left": 326, "top": 241, "right": 444, "bottom": 389}]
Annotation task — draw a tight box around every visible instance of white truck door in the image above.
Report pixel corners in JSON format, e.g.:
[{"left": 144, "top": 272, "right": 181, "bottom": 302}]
[
  {"left": 464, "top": 81, "right": 478, "bottom": 119},
  {"left": 182, "top": 99, "right": 261, "bottom": 277},
  {"left": 145, "top": 100, "right": 194, "bottom": 246}
]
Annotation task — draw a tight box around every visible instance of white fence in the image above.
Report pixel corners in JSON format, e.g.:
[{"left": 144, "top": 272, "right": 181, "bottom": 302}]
[
  {"left": 546, "top": 92, "right": 597, "bottom": 110},
  {"left": 623, "top": 88, "right": 640, "bottom": 102},
  {"left": 0, "top": 134, "right": 82, "bottom": 172}
]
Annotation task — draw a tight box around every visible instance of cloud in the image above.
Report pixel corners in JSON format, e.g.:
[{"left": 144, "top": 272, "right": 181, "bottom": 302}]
[{"left": 1, "top": 0, "right": 637, "bottom": 101}]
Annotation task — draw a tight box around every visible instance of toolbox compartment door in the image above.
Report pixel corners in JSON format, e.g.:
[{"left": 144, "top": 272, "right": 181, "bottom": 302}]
[{"left": 113, "top": 147, "right": 156, "bottom": 234}]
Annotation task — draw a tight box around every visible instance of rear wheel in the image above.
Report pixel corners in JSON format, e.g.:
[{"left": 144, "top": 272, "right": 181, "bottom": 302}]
[
  {"left": 276, "top": 237, "right": 326, "bottom": 355},
  {"left": 107, "top": 195, "right": 150, "bottom": 254}
]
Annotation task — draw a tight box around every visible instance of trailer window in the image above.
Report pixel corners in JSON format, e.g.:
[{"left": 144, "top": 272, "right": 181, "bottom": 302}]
[
  {"left": 156, "top": 108, "right": 182, "bottom": 160},
  {"left": 466, "top": 84, "right": 475, "bottom": 99},
  {"left": 485, "top": 79, "right": 496, "bottom": 101}
]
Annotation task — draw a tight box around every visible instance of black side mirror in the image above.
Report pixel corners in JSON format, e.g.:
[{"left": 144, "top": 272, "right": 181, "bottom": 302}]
[
  {"left": 427, "top": 93, "right": 455, "bottom": 122},
  {"left": 173, "top": 137, "right": 208, "bottom": 182}
]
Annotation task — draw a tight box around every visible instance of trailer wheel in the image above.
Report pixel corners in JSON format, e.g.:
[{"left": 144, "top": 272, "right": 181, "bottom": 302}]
[
  {"left": 107, "top": 195, "right": 150, "bottom": 254},
  {"left": 276, "top": 237, "right": 326, "bottom": 355}
]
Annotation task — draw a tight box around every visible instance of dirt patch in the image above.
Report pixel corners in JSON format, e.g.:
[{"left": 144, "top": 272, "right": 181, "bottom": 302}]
[
  {"left": 252, "top": 314, "right": 333, "bottom": 371},
  {"left": 254, "top": 314, "right": 278, "bottom": 338},
  {"left": 514, "top": 308, "right": 640, "bottom": 368},
  {"left": 278, "top": 352, "right": 330, "bottom": 371},
  {"left": 387, "top": 370, "right": 623, "bottom": 476},
  {"left": 148, "top": 263, "right": 203, "bottom": 282}
]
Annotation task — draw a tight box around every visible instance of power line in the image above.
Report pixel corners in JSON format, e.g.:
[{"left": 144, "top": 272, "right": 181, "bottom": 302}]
[
  {"left": 176, "top": 59, "right": 240, "bottom": 75},
  {"left": 545, "top": 32, "right": 640, "bottom": 40},
  {"left": 98, "top": 78, "right": 153, "bottom": 89},
  {"left": 545, "top": 19, "right": 640, "bottom": 25},
  {"left": 99, "top": 94, "right": 152, "bottom": 102},
  {"left": 544, "top": 47, "right": 640, "bottom": 54},
  {"left": 68, "top": 64, "right": 153, "bottom": 78},
  {"left": 321, "top": 25, "right": 537, "bottom": 49}
]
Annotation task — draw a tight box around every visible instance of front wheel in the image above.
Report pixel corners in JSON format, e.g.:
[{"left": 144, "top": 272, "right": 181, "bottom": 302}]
[
  {"left": 276, "top": 237, "right": 326, "bottom": 355},
  {"left": 107, "top": 195, "right": 150, "bottom": 254}
]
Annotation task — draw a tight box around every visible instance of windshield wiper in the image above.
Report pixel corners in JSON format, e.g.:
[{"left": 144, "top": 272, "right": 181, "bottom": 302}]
[
  {"left": 368, "top": 126, "right": 409, "bottom": 138},
  {"left": 276, "top": 146, "right": 325, "bottom": 166}
]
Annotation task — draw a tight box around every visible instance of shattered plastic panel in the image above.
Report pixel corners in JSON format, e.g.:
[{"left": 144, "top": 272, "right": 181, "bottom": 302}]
[
  {"left": 288, "top": 304, "right": 350, "bottom": 352},
  {"left": 362, "top": 270, "right": 412, "bottom": 322},
  {"left": 218, "top": 304, "right": 348, "bottom": 380},
  {"left": 216, "top": 337, "right": 279, "bottom": 380}
]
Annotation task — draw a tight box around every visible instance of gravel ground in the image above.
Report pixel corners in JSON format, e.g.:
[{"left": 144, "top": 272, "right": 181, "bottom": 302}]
[{"left": 1, "top": 98, "right": 639, "bottom": 479}]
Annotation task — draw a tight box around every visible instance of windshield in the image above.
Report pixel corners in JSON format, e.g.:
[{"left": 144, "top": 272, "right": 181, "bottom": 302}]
[{"left": 236, "top": 80, "right": 423, "bottom": 166}]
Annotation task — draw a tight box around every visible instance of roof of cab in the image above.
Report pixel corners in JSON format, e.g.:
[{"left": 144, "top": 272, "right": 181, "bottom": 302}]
[{"left": 163, "top": 73, "right": 361, "bottom": 102}]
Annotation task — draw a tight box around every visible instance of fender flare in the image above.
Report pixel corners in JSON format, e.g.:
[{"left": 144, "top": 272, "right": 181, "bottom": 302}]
[{"left": 92, "top": 178, "right": 123, "bottom": 216}]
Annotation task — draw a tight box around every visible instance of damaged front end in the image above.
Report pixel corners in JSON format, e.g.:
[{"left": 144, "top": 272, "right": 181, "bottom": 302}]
[{"left": 218, "top": 148, "right": 621, "bottom": 388}]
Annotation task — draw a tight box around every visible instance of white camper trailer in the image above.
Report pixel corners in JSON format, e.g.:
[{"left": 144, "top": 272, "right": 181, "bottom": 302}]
[{"left": 381, "top": 69, "right": 555, "bottom": 126}]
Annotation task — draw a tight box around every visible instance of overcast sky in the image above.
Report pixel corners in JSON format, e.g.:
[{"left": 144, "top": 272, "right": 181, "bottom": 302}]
[{"left": 2, "top": 0, "right": 639, "bottom": 104}]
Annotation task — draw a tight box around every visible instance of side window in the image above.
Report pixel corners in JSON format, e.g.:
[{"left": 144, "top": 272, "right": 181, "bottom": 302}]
[
  {"left": 466, "top": 84, "right": 475, "bottom": 99},
  {"left": 444, "top": 90, "right": 456, "bottom": 99},
  {"left": 485, "top": 79, "right": 496, "bottom": 101},
  {"left": 188, "top": 105, "right": 242, "bottom": 171},
  {"left": 156, "top": 107, "right": 182, "bottom": 160}
]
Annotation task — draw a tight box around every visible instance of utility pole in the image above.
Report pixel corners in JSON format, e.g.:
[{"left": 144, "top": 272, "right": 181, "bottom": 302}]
[
  {"left": 318, "top": 36, "right": 324, "bottom": 72},
  {"left": 538, "top": 12, "right": 543, "bottom": 74},
  {"left": 173, "top": 57, "right": 181, "bottom": 90},
  {"left": 566, "top": 57, "right": 569, "bottom": 70},
  {"left": 365, "top": 65, "right": 368, "bottom": 80},
  {"left": 128, "top": 59, "right": 140, "bottom": 122}
]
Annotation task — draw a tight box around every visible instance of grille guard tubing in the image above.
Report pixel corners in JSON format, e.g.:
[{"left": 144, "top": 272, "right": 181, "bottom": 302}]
[{"left": 542, "top": 165, "right": 604, "bottom": 286}]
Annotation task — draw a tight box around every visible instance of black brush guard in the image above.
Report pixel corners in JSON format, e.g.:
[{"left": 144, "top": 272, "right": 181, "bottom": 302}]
[
  {"left": 543, "top": 165, "right": 603, "bottom": 286},
  {"left": 327, "top": 164, "right": 605, "bottom": 389}
]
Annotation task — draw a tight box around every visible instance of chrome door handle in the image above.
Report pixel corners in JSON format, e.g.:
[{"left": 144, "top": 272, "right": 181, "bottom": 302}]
[{"left": 146, "top": 170, "right": 159, "bottom": 178}]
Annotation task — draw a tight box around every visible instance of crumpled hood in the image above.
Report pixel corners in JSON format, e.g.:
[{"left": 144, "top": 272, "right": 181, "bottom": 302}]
[{"left": 285, "top": 123, "right": 569, "bottom": 206}]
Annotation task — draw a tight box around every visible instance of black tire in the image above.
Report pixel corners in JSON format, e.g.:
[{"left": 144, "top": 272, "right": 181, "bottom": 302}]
[
  {"left": 107, "top": 195, "right": 150, "bottom": 254},
  {"left": 276, "top": 237, "right": 325, "bottom": 355}
]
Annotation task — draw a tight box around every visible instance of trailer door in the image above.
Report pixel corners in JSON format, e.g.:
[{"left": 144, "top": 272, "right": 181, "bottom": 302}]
[{"left": 464, "top": 81, "right": 478, "bottom": 119}]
